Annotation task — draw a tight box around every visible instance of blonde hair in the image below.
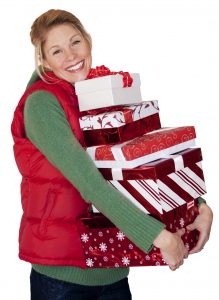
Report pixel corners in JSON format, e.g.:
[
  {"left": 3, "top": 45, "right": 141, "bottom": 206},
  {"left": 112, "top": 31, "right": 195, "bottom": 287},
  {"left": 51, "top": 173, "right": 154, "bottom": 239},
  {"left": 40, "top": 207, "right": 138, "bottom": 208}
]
[{"left": 30, "top": 9, "right": 92, "bottom": 81}]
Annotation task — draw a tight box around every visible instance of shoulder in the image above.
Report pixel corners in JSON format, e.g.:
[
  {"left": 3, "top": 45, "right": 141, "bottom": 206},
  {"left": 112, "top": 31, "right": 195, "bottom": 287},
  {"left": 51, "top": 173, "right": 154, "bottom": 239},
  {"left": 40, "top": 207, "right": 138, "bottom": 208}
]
[
  {"left": 25, "top": 90, "right": 63, "bottom": 116},
  {"left": 24, "top": 74, "right": 78, "bottom": 115}
]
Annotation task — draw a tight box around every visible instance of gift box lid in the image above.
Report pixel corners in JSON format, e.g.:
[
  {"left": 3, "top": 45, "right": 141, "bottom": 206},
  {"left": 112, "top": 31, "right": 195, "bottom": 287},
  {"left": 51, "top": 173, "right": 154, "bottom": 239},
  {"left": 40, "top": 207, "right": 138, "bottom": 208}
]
[
  {"left": 75, "top": 73, "right": 140, "bottom": 95},
  {"left": 99, "top": 147, "right": 202, "bottom": 180},
  {"left": 79, "top": 100, "right": 159, "bottom": 130}
]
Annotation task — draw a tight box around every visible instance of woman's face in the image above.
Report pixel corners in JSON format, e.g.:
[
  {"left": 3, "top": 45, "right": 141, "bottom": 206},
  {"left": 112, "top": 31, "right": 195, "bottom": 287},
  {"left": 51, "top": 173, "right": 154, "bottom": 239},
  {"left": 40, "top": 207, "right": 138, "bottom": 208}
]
[{"left": 43, "top": 23, "right": 92, "bottom": 84}]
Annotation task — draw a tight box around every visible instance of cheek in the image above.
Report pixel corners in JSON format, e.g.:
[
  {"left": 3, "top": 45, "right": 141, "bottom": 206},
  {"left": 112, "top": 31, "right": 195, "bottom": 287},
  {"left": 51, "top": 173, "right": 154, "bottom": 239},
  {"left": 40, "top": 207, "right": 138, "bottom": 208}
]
[
  {"left": 48, "top": 55, "right": 65, "bottom": 69},
  {"left": 81, "top": 45, "right": 92, "bottom": 60},
  {"left": 55, "top": 59, "right": 65, "bottom": 69},
  {"left": 85, "top": 53, "right": 92, "bottom": 67}
]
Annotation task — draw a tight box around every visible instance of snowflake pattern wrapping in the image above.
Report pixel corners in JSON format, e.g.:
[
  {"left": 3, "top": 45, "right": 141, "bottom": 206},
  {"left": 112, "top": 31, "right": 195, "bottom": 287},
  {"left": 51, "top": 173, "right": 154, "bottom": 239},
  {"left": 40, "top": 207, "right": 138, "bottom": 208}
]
[{"left": 79, "top": 203, "right": 199, "bottom": 268}]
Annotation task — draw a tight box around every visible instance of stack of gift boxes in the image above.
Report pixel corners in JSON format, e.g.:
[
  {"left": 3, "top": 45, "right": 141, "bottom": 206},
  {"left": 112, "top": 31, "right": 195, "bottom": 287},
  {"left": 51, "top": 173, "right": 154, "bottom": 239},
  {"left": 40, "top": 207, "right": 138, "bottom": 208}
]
[{"left": 75, "top": 72, "right": 207, "bottom": 268}]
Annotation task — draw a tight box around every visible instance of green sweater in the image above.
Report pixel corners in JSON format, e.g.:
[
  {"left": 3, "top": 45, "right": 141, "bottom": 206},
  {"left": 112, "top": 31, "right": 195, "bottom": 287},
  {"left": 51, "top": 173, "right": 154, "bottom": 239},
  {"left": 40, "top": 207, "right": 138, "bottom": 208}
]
[{"left": 23, "top": 72, "right": 205, "bottom": 286}]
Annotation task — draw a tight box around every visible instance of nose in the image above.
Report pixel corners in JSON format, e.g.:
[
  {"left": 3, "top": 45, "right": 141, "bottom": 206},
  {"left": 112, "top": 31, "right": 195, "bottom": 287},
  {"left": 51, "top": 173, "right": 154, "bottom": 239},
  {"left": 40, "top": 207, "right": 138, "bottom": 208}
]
[{"left": 65, "top": 48, "right": 75, "bottom": 61}]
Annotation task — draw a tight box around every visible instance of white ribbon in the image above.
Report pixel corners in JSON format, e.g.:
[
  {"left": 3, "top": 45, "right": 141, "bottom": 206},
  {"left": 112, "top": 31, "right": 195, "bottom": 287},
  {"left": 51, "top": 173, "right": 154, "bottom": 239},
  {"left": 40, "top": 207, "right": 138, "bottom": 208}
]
[
  {"left": 112, "top": 168, "right": 123, "bottom": 180},
  {"left": 171, "top": 154, "right": 185, "bottom": 171}
]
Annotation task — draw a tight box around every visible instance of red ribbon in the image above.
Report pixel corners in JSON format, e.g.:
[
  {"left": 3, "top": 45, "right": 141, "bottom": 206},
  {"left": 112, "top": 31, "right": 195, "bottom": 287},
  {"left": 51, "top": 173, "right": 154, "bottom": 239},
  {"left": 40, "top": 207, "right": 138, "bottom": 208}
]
[{"left": 87, "top": 65, "right": 133, "bottom": 87}]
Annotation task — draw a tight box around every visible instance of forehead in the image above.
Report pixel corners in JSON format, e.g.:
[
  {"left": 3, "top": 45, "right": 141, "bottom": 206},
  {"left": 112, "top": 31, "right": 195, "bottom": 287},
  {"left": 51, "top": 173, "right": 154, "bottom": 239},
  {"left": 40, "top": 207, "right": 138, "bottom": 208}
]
[{"left": 44, "top": 23, "right": 81, "bottom": 47}]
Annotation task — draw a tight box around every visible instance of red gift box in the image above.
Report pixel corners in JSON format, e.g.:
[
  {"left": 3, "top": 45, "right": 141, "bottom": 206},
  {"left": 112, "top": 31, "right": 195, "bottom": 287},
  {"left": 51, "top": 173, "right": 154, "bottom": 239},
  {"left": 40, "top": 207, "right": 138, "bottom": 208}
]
[
  {"left": 79, "top": 101, "right": 161, "bottom": 146},
  {"left": 82, "top": 114, "right": 161, "bottom": 146},
  {"left": 96, "top": 148, "right": 206, "bottom": 221},
  {"left": 86, "top": 126, "right": 196, "bottom": 168},
  {"left": 79, "top": 202, "right": 199, "bottom": 268},
  {"left": 99, "top": 147, "right": 203, "bottom": 180}
]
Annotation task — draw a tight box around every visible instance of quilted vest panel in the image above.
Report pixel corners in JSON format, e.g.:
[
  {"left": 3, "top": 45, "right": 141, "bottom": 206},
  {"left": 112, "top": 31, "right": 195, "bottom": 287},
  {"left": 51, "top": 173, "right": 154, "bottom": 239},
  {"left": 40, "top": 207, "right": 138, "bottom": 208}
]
[{"left": 11, "top": 74, "right": 90, "bottom": 267}]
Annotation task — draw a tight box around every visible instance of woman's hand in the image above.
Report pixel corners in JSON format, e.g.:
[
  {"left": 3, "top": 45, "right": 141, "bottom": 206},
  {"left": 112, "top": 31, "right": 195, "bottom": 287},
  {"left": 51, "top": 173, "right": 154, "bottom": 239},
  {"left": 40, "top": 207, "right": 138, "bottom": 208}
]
[
  {"left": 153, "top": 228, "right": 188, "bottom": 271},
  {"left": 186, "top": 203, "right": 213, "bottom": 254}
]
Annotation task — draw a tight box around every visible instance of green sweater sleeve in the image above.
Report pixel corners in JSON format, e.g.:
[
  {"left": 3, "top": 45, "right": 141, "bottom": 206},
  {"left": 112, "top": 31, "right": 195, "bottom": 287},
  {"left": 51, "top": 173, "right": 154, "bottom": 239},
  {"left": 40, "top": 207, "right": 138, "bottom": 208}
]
[{"left": 24, "top": 90, "right": 165, "bottom": 253}]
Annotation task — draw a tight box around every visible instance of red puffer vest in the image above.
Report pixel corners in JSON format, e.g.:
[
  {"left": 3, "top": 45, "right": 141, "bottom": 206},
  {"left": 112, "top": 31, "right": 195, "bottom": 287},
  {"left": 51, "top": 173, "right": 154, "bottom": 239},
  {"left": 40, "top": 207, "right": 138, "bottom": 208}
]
[{"left": 11, "top": 73, "right": 90, "bottom": 267}]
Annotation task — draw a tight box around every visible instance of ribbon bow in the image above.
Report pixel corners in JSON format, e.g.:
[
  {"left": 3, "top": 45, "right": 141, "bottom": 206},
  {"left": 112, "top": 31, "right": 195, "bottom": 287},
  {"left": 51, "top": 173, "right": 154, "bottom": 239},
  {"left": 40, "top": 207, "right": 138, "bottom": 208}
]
[{"left": 87, "top": 65, "right": 133, "bottom": 87}]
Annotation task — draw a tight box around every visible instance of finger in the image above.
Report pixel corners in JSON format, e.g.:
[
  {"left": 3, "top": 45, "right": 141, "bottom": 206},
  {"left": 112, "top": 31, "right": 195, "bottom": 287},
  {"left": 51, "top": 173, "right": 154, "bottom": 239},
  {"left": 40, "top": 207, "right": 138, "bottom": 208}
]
[
  {"left": 186, "top": 222, "right": 196, "bottom": 231},
  {"left": 170, "top": 264, "right": 180, "bottom": 271},
  {"left": 169, "top": 265, "right": 177, "bottom": 271},
  {"left": 176, "top": 228, "right": 186, "bottom": 237},
  {"left": 169, "top": 260, "right": 184, "bottom": 271},
  {"left": 189, "top": 243, "right": 206, "bottom": 254},
  {"left": 189, "top": 233, "right": 208, "bottom": 254},
  {"left": 169, "top": 262, "right": 177, "bottom": 271},
  {"left": 179, "top": 260, "right": 184, "bottom": 267}
]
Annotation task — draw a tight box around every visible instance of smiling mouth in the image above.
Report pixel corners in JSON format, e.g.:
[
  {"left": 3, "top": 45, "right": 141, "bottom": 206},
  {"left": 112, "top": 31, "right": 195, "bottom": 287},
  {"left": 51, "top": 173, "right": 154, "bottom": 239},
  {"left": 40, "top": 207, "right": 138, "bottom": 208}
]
[{"left": 66, "top": 60, "right": 84, "bottom": 72}]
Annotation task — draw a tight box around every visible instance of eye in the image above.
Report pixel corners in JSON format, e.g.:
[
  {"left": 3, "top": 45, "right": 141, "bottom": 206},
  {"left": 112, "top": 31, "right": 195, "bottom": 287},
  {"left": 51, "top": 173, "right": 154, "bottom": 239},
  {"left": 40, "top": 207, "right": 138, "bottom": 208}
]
[
  {"left": 53, "top": 49, "right": 62, "bottom": 55},
  {"left": 72, "top": 40, "right": 81, "bottom": 46}
]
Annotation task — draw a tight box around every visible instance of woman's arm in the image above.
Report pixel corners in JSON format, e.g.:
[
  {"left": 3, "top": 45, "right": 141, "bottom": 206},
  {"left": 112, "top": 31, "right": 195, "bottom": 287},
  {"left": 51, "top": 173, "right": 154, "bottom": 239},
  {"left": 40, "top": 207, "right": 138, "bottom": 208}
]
[{"left": 24, "top": 90, "right": 165, "bottom": 254}]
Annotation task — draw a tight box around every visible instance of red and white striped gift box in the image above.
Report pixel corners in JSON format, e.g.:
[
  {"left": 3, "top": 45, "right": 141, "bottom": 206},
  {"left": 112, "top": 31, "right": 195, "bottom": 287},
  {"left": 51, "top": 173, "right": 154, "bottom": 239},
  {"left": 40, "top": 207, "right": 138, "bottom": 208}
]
[
  {"left": 86, "top": 126, "right": 196, "bottom": 168},
  {"left": 98, "top": 148, "right": 206, "bottom": 221}
]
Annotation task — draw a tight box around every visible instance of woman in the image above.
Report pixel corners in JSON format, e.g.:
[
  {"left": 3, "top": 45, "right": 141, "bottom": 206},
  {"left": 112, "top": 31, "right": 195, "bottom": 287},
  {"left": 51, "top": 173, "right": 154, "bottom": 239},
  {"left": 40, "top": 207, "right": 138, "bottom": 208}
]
[{"left": 11, "top": 9, "right": 213, "bottom": 300}]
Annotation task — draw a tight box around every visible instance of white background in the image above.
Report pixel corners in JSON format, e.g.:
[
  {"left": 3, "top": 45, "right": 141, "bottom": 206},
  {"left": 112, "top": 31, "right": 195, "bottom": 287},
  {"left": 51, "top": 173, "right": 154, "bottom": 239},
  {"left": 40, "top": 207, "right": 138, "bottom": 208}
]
[{"left": 0, "top": 0, "right": 218, "bottom": 299}]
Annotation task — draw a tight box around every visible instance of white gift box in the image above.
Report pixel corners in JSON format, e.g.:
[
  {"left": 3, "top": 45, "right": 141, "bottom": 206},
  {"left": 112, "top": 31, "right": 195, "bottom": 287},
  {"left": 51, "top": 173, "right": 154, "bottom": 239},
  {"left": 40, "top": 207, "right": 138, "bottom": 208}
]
[{"left": 75, "top": 73, "right": 142, "bottom": 111}]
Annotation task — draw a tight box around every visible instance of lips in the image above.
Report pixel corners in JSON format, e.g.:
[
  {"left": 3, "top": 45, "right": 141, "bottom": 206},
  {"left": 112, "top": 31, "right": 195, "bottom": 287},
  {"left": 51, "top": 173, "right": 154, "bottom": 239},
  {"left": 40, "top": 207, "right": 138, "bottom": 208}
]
[{"left": 66, "top": 60, "right": 84, "bottom": 72}]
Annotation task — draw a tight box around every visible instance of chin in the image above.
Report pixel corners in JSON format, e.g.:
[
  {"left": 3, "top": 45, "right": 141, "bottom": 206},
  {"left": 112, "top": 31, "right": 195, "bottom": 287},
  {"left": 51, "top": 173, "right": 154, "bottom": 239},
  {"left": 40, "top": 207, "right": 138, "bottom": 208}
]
[{"left": 72, "top": 73, "right": 88, "bottom": 83}]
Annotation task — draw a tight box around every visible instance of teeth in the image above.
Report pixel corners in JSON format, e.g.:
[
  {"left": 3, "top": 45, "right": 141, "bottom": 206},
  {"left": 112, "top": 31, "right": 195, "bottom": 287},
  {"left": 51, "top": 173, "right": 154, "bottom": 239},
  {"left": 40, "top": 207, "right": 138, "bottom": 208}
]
[{"left": 67, "top": 61, "right": 83, "bottom": 71}]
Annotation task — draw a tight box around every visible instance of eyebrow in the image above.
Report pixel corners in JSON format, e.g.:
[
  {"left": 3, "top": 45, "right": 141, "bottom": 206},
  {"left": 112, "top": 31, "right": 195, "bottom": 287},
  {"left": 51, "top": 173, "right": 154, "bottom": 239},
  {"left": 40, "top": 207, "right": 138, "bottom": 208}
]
[
  {"left": 70, "top": 33, "right": 81, "bottom": 42},
  {"left": 48, "top": 34, "right": 81, "bottom": 51}
]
